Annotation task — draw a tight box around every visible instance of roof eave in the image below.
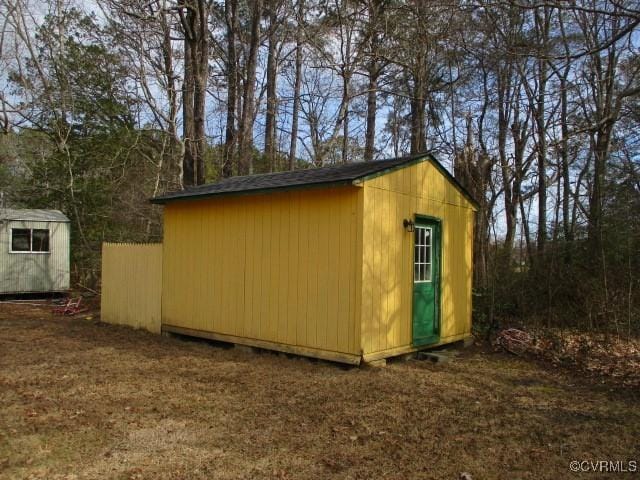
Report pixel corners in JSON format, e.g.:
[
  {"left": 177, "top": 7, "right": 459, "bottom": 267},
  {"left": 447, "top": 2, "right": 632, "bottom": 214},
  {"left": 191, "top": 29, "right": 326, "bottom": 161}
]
[
  {"left": 149, "top": 152, "right": 479, "bottom": 211},
  {"left": 150, "top": 178, "right": 357, "bottom": 205},
  {"left": 355, "top": 154, "right": 431, "bottom": 183},
  {"left": 1, "top": 218, "right": 71, "bottom": 223}
]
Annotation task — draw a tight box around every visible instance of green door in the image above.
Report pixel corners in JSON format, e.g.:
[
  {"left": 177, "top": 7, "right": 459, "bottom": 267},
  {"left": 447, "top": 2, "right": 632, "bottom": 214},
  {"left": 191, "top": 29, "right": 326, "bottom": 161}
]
[{"left": 412, "top": 219, "right": 440, "bottom": 346}]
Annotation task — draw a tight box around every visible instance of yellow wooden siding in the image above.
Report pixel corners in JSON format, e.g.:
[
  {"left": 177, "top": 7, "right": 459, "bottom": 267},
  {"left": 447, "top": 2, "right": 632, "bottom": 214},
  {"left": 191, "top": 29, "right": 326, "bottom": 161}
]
[
  {"left": 360, "top": 160, "right": 475, "bottom": 356},
  {"left": 101, "top": 243, "right": 163, "bottom": 333},
  {"left": 162, "top": 187, "right": 361, "bottom": 355}
]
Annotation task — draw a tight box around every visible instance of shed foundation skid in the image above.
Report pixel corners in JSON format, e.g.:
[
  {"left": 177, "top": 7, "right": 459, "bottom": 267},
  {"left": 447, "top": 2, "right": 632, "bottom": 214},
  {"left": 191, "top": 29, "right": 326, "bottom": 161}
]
[{"left": 162, "top": 325, "right": 362, "bottom": 365}]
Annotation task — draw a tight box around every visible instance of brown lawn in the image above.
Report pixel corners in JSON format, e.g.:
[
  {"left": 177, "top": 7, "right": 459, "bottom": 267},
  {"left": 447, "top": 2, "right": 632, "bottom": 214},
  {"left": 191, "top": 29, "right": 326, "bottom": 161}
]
[{"left": 0, "top": 303, "right": 638, "bottom": 480}]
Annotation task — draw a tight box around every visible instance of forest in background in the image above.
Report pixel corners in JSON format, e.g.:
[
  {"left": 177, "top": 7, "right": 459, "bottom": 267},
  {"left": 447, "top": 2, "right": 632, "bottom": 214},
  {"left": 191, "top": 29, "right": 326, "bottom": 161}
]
[{"left": 0, "top": 0, "right": 638, "bottom": 336}]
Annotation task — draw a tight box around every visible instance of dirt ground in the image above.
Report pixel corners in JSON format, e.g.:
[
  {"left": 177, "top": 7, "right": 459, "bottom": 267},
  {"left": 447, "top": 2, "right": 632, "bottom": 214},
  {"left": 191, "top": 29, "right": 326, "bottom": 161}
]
[{"left": 1, "top": 303, "right": 639, "bottom": 480}]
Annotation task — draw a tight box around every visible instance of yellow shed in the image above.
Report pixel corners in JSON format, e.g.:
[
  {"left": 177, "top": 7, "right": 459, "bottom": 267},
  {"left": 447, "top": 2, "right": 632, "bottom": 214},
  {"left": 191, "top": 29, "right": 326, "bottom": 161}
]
[{"left": 151, "top": 154, "right": 477, "bottom": 364}]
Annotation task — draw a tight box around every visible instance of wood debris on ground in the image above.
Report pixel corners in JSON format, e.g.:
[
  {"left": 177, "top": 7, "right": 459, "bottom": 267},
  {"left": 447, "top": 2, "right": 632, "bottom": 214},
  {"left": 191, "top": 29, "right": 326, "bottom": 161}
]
[{"left": 493, "top": 327, "right": 640, "bottom": 387}]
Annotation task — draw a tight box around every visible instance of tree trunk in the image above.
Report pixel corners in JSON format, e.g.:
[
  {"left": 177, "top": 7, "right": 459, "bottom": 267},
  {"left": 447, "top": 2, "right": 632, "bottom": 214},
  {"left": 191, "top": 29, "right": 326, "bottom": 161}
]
[
  {"left": 341, "top": 71, "right": 350, "bottom": 163},
  {"left": 223, "top": 0, "right": 238, "bottom": 178},
  {"left": 238, "top": 0, "right": 263, "bottom": 175},
  {"left": 536, "top": 62, "right": 547, "bottom": 256},
  {"left": 497, "top": 66, "right": 515, "bottom": 262},
  {"left": 589, "top": 127, "right": 612, "bottom": 249},
  {"left": 391, "top": 97, "right": 401, "bottom": 158},
  {"left": 364, "top": 61, "right": 378, "bottom": 161},
  {"left": 193, "top": 0, "right": 208, "bottom": 186},
  {"left": 182, "top": 33, "right": 196, "bottom": 186},
  {"left": 556, "top": 11, "right": 573, "bottom": 258},
  {"left": 511, "top": 115, "right": 525, "bottom": 262},
  {"left": 264, "top": 0, "right": 278, "bottom": 171},
  {"left": 519, "top": 195, "right": 534, "bottom": 266},
  {"left": 160, "top": 8, "right": 182, "bottom": 188},
  {"left": 410, "top": 76, "right": 426, "bottom": 154},
  {"left": 288, "top": 0, "right": 303, "bottom": 171},
  {"left": 180, "top": 0, "right": 208, "bottom": 186},
  {"left": 363, "top": 0, "right": 384, "bottom": 162},
  {"left": 560, "top": 78, "right": 570, "bottom": 239},
  {"left": 588, "top": 44, "right": 616, "bottom": 255},
  {"left": 534, "top": 7, "right": 550, "bottom": 256}
]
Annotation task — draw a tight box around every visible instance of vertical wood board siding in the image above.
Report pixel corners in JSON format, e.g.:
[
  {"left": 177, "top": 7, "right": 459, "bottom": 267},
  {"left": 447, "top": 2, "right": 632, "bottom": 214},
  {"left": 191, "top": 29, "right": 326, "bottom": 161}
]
[
  {"left": 360, "top": 161, "right": 475, "bottom": 355},
  {"left": 101, "top": 243, "right": 162, "bottom": 333},
  {"left": 162, "top": 187, "right": 361, "bottom": 355}
]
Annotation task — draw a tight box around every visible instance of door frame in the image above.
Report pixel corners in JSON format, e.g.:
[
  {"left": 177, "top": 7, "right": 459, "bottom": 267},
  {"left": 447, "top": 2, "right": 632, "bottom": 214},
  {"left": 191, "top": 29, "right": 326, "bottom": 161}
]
[{"left": 411, "top": 214, "right": 442, "bottom": 347}]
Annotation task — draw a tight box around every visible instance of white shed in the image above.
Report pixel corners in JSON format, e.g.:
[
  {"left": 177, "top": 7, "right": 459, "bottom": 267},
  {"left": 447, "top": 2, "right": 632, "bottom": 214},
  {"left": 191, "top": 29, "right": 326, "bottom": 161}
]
[{"left": 0, "top": 209, "right": 70, "bottom": 294}]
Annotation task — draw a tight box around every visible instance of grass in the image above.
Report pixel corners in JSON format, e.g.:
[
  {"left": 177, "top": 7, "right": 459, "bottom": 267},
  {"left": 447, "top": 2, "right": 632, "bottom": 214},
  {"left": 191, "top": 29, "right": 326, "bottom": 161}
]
[{"left": 0, "top": 304, "right": 638, "bottom": 479}]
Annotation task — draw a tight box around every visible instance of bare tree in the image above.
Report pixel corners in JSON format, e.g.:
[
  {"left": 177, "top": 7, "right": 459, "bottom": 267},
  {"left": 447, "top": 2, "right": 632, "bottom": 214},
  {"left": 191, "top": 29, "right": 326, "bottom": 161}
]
[
  {"left": 288, "top": 0, "right": 304, "bottom": 170},
  {"left": 176, "top": 0, "right": 211, "bottom": 186},
  {"left": 98, "top": 0, "right": 184, "bottom": 191},
  {"left": 222, "top": 0, "right": 239, "bottom": 177},
  {"left": 264, "top": 0, "right": 286, "bottom": 171},
  {"left": 360, "top": 0, "right": 388, "bottom": 161},
  {"left": 572, "top": 3, "right": 640, "bottom": 252},
  {"left": 237, "top": 0, "right": 263, "bottom": 175}
]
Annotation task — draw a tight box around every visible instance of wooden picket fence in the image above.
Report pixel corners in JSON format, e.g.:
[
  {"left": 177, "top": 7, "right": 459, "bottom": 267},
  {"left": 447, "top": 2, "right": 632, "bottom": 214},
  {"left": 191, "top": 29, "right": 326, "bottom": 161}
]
[{"left": 101, "top": 242, "right": 162, "bottom": 333}]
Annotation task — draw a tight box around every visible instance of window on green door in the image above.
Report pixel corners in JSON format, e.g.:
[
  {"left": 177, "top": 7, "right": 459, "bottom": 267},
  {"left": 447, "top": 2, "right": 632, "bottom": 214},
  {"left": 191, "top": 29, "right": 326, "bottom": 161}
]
[{"left": 414, "top": 226, "right": 432, "bottom": 282}]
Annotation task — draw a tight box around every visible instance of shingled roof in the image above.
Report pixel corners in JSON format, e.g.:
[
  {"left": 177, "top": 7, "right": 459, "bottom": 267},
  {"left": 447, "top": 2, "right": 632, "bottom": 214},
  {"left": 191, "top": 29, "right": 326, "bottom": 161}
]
[
  {"left": 151, "top": 153, "right": 478, "bottom": 208},
  {"left": 0, "top": 209, "right": 70, "bottom": 222}
]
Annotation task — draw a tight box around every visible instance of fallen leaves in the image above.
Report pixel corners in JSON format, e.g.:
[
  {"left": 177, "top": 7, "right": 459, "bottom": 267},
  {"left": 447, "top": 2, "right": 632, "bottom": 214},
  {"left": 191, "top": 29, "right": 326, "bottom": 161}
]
[
  {"left": 1, "top": 303, "right": 638, "bottom": 480},
  {"left": 493, "top": 327, "right": 640, "bottom": 387}
]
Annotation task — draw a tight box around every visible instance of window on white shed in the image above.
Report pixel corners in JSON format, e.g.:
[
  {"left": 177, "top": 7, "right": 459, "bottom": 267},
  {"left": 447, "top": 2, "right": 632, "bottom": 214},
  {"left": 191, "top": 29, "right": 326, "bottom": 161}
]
[
  {"left": 32, "top": 229, "right": 50, "bottom": 252},
  {"left": 11, "top": 228, "right": 50, "bottom": 253},
  {"left": 11, "top": 229, "right": 31, "bottom": 252}
]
